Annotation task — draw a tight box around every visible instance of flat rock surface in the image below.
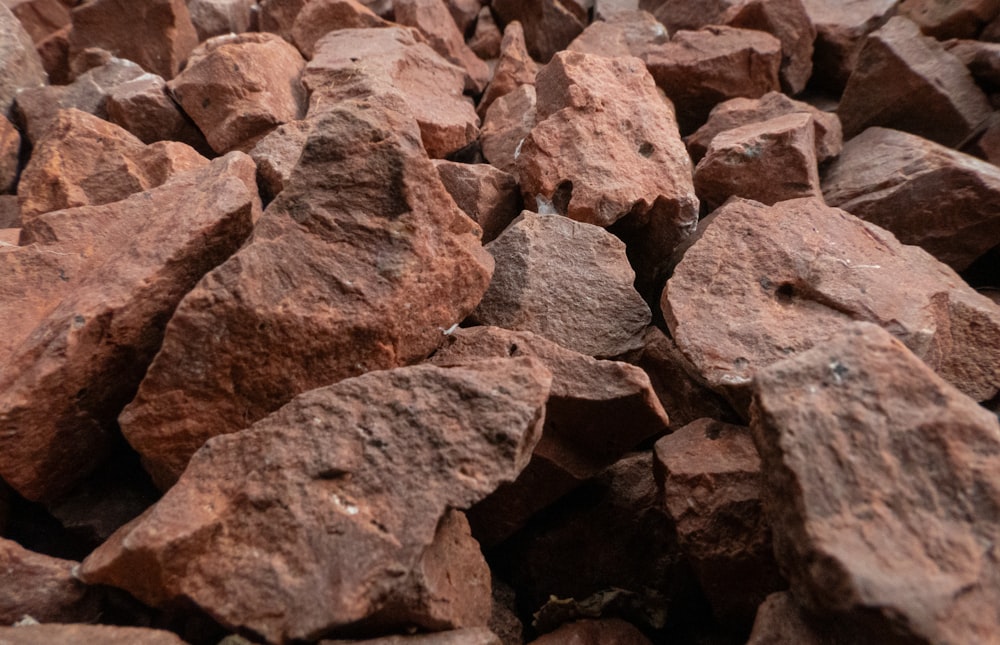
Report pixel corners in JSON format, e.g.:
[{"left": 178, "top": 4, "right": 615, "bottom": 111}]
[
  {"left": 395, "top": 0, "right": 489, "bottom": 93},
  {"left": 291, "top": 0, "right": 390, "bottom": 59}
]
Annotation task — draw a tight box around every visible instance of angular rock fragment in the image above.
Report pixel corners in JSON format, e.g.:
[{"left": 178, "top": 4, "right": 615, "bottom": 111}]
[
  {"left": 800, "top": 0, "right": 897, "bottom": 93},
  {"left": 528, "top": 619, "right": 652, "bottom": 645},
  {"left": 745, "top": 592, "right": 835, "bottom": 645},
  {"left": 395, "top": 0, "right": 490, "bottom": 93},
  {"left": 0, "top": 114, "right": 18, "bottom": 194},
  {"left": 5, "top": 0, "right": 70, "bottom": 45},
  {"left": 258, "top": 0, "right": 306, "bottom": 41},
  {"left": 187, "top": 0, "right": 256, "bottom": 42},
  {"left": 468, "top": 6, "right": 502, "bottom": 60},
  {"left": 433, "top": 160, "right": 521, "bottom": 242},
  {"left": 84, "top": 360, "right": 550, "bottom": 643},
  {"left": 480, "top": 84, "right": 536, "bottom": 175},
  {"left": 751, "top": 322, "right": 1000, "bottom": 644},
  {"left": 105, "top": 73, "right": 209, "bottom": 152},
  {"left": 472, "top": 211, "right": 651, "bottom": 359},
  {"left": 945, "top": 38, "right": 1000, "bottom": 88},
  {"left": 693, "top": 112, "right": 822, "bottom": 210},
  {"left": 477, "top": 21, "right": 537, "bottom": 118},
  {"left": 290, "top": 0, "right": 390, "bottom": 60},
  {"left": 322, "top": 629, "right": 502, "bottom": 645},
  {"left": 0, "top": 153, "right": 260, "bottom": 501},
  {"left": 597, "top": 0, "right": 641, "bottom": 20},
  {"left": 36, "top": 24, "right": 70, "bottom": 85},
  {"left": 0, "top": 625, "right": 189, "bottom": 644},
  {"left": 0, "top": 195, "right": 18, "bottom": 229},
  {"left": 838, "top": 16, "right": 992, "bottom": 147},
  {"left": 899, "top": 0, "right": 1000, "bottom": 38},
  {"left": 119, "top": 95, "right": 493, "bottom": 487},
  {"left": 664, "top": 197, "right": 1000, "bottom": 413},
  {"left": 566, "top": 10, "right": 669, "bottom": 59},
  {"left": 724, "top": 0, "right": 816, "bottom": 95},
  {"left": 169, "top": 33, "right": 307, "bottom": 153},
  {"left": 823, "top": 127, "right": 1000, "bottom": 271},
  {"left": 492, "top": 0, "right": 589, "bottom": 63},
  {"left": 0, "top": 4, "right": 47, "bottom": 118},
  {"left": 0, "top": 538, "right": 101, "bottom": 625},
  {"left": 248, "top": 119, "right": 313, "bottom": 201}
]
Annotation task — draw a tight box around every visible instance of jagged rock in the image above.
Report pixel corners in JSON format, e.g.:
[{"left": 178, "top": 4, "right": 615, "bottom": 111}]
[
  {"left": 257, "top": 0, "right": 306, "bottom": 41},
  {"left": 433, "top": 160, "right": 521, "bottom": 242},
  {"left": 899, "top": 0, "right": 1000, "bottom": 38},
  {"left": 5, "top": 0, "right": 69, "bottom": 44},
  {"left": 0, "top": 3, "right": 47, "bottom": 118},
  {"left": 187, "top": 0, "right": 256, "bottom": 42},
  {"left": 480, "top": 84, "right": 536, "bottom": 175},
  {"left": 105, "top": 73, "right": 209, "bottom": 151},
  {"left": 0, "top": 625, "right": 188, "bottom": 644},
  {"left": 395, "top": 0, "right": 490, "bottom": 93},
  {"left": 492, "top": 0, "right": 590, "bottom": 63},
  {"left": 290, "top": 0, "right": 390, "bottom": 59},
  {"left": 944, "top": 38, "right": 1000, "bottom": 88},
  {"left": 801, "top": 0, "right": 897, "bottom": 93},
  {"left": 0, "top": 114, "right": 18, "bottom": 194},
  {"left": 36, "top": 23, "right": 70, "bottom": 85},
  {"left": 566, "top": 10, "right": 669, "bottom": 59},
  {"left": 248, "top": 119, "right": 313, "bottom": 201},
  {"left": 468, "top": 6, "right": 502, "bottom": 59},
  {"left": 528, "top": 619, "right": 652, "bottom": 645},
  {"left": 477, "top": 21, "right": 537, "bottom": 118},
  {"left": 0, "top": 195, "right": 18, "bottom": 228},
  {"left": 0, "top": 538, "right": 101, "bottom": 625}
]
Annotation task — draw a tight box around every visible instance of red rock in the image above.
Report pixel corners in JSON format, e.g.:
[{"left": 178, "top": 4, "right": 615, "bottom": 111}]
[
  {"left": 970, "top": 113, "right": 1000, "bottom": 165},
  {"left": 596, "top": 0, "right": 641, "bottom": 20},
  {"left": 118, "top": 95, "right": 493, "bottom": 487},
  {"left": 105, "top": 72, "right": 210, "bottom": 152},
  {"left": 35, "top": 23, "right": 70, "bottom": 85},
  {"left": 801, "top": 0, "right": 897, "bottom": 93},
  {"left": 0, "top": 195, "right": 18, "bottom": 228},
  {"left": 655, "top": 419, "right": 782, "bottom": 624},
  {"left": 395, "top": 0, "right": 491, "bottom": 93},
  {"left": 480, "top": 83, "right": 536, "bottom": 175},
  {"left": 321, "top": 629, "right": 502, "bottom": 645},
  {"left": 83, "top": 359, "right": 550, "bottom": 642},
  {"left": 664, "top": 197, "right": 1000, "bottom": 414},
  {"left": 724, "top": 0, "right": 816, "bottom": 95},
  {"left": 5, "top": 0, "right": 69, "bottom": 44},
  {"left": 17, "top": 108, "right": 208, "bottom": 222},
  {"left": 290, "top": 0, "right": 390, "bottom": 59},
  {"left": 822, "top": 127, "right": 1000, "bottom": 272},
  {"left": 745, "top": 592, "right": 836, "bottom": 645},
  {"left": 0, "top": 625, "right": 188, "bottom": 644},
  {"left": 899, "top": 0, "right": 1000, "bottom": 38},
  {"left": 168, "top": 32, "right": 306, "bottom": 153},
  {"left": 0, "top": 114, "right": 18, "bottom": 194},
  {"left": 468, "top": 6, "right": 503, "bottom": 60},
  {"left": 0, "top": 3, "right": 47, "bottom": 118},
  {"left": 528, "top": 619, "right": 652, "bottom": 645},
  {"left": 492, "top": 0, "right": 589, "bottom": 63},
  {"left": 187, "top": 0, "right": 255, "bottom": 42},
  {"left": 751, "top": 322, "right": 1000, "bottom": 644},
  {"left": 566, "top": 10, "right": 669, "bottom": 59},
  {"left": 248, "top": 118, "right": 313, "bottom": 201},
  {"left": 433, "top": 160, "right": 521, "bottom": 242},
  {"left": 693, "top": 112, "right": 822, "bottom": 210},
  {"left": 304, "top": 27, "right": 479, "bottom": 159},
  {"left": 945, "top": 38, "right": 1000, "bottom": 87},
  {"left": 0, "top": 153, "right": 260, "bottom": 501},
  {"left": 686, "top": 91, "right": 842, "bottom": 164},
  {"left": 257, "top": 0, "right": 306, "bottom": 42},
  {"left": 444, "top": 0, "right": 481, "bottom": 34},
  {"left": 0, "top": 227, "right": 17, "bottom": 245},
  {"left": 0, "top": 538, "right": 100, "bottom": 624},
  {"left": 67, "top": 0, "right": 198, "bottom": 80},
  {"left": 838, "top": 17, "right": 992, "bottom": 147},
  {"left": 472, "top": 211, "right": 651, "bottom": 358},
  {"left": 642, "top": 26, "right": 782, "bottom": 135},
  {"left": 477, "top": 21, "right": 537, "bottom": 118}
]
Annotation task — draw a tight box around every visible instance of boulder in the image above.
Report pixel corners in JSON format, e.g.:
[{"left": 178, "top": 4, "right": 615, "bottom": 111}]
[
  {"left": 105, "top": 73, "right": 210, "bottom": 152},
  {"left": 492, "top": 0, "right": 590, "bottom": 63},
  {"left": 0, "top": 538, "right": 101, "bottom": 625},
  {"left": 0, "top": 3, "right": 47, "bottom": 119},
  {"left": 187, "top": 0, "right": 256, "bottom": 42},
  {"left": 899, "top": 0, "right": 1000, "bottom": 39},
  {"left": 480, "top": 84, "right": 536, "bottom": 175},
  {"left": 395, "top": 0, "right": 491, "bottom": 93},
  {"left": 0, "top": 114, "right": 18, "bottom": 194},
  {"left": 433, "top": 160, "right": 521, "bottom": 242},
  {"left": 290, "top": 0, "right": 390, "bottom": 59},
  {"left": 0, "top": 625, "right": 188, "bottom": 645},
  {"left": 477, "top": 21, "right": 537, "bottom": 118}
]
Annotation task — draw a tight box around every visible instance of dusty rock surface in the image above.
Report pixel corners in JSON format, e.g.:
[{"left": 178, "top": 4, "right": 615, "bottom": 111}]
[{"left": 187, "top": 0, "right": 256, "bottom": 42}]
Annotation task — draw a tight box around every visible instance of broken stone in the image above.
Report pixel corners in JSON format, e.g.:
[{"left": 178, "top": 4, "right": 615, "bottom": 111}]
[
  {"left": 36, "top": 24, "right": 70, "bottom": 85},
  {"left": 745, "top": 592, "right": 836, "bottom": 645},
  {"left": 838, "top": 16, "right": 992, "bottom": 147},
  {"left": 725, "top": 0, "right": 816, "bottom": 95},
  {"left": 5, "top": 0, "right": 70, "bottom": 45},
  {"left": 801, "top": 0, "right": 897, "bottom": 93},
  {"left": 257, "top": 0, "right": 306, "bottom": 42},
  {"left": 187, "top": 0, "right": 256, "bottom": 42},
  {"left": 118, "top": 95, "right": 493, "bottom": 488},
  {"left": 169, "top": 32, "right": 307, "bottom": 153},
  {"left": 823, "top": 126, "right": 1000, "bottom": 272},
  {"left": 321, "top": 629, "right": 503, "bottom": 645},
  {"left": 433, "top": 160, "right": 521, "bottom": 242},
  {"left": 67, "top": 0, "right": 198, "bottom": 80},
  {"left": 528, "top": 619, "right": 652, "bottom": 645},
  {"left": 395, "top": 0, "right": 491, "bottom": 93},
  {"left": 663, "top": 197, "right": 1000, "bottom": 414},
  {"left": 488, "top": 579, "right": 524, "bottom": 645},
  {"left": 0, "top": 625, "right": 189, "bottom": 644},
  {"left": 83, "top": 359, "right": 550, "bottom": 643},
  {"left": 492, "top": 0, "right": 589, "bottom": 63},
  {"left": 751, "top": 322, "right": 1000, "bottom": 644},
  {"left": 0, "top": 538, "right": 101, "bottom": 625},
  {"left": 468, "top": 6, "right": 502, "bottom": 60},
  {"left": 480, "top": 83, "right": 536, "bottom": 175},
  {"left": 566, "top": 10, "right": 669, "bottom": 59},
  {"left": 899, "top": 0, "right": 1000, "bottom": 39},
  {"left": 477, "top": 21, "right": 537, "bottom": 119},
  {"left": 0, "top": 153, "right": 259, "bottom": 501},
  {"left": 290, "top": 0, "right": 391, "bottom": 60},
  {"left": 0, "top": 114, "right": 18, "bottom": 194},
  {"left": 247, "top": 119, "right": 313, "bottom": 201},
  {"left": 0, "top": 3, "right": 47, "bottom": 119},
  {"left": 693, "top": 112, "right": 822, "bottom": 210},
  {"left": 105, "top": 72, "right": 210, "bottom": 152},
  {"left": 945, "top": 38, "right": 1000, "bottom": 89},
  {"left": 0, "top": 195, "right": 18, "bottom": 228},
  {"left": 472, "top": 211, "right": 651, "bottom": 359}
]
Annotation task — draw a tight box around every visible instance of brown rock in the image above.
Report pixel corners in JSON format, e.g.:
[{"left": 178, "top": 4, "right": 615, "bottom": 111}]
[
  {"left": 642, "top": 26, "right": 782, "bottom": 135},
  {"left": 664, "top": 197, "right": 1000, "bottom": 414},
  {"left": 0, "top": 153, "right": 259, "bottom": 501},
  {"left": 0, "top": 3, "right": 47, "bottom": 118},
  {"left": 492, "top": 0, "right": 589, "bottom": 63},
  {"left": 596, "top": 0, "right": 641, "bottom": 19},
  {"left": 5, "top": 0, "right": 69, "bottom": 44},
  {"left": 693, "top": 112, "right": 822, "bottom": 210},
  {"left": 434, "top": 160, "right": 521, "bottom": 242},
  {"left": 838, "top": 16, "right": 992, "bottom": 147},
  {"left": 686, "top": 91, "right": 842, "bottom": 164},
  {"left": 801, "top": 0, "right": 897, "bottom": 93},
  {"left": 396, "top": 0, "right": 491, "bottom": 93},
  {"left": 823, "top": 127, "right": 1000, "bottom": 271},
  {"left": 528, "top": 619, "right": 652, "bottom": 645},
  {"left": 0, "top": 194, "right": 18, "bottom": 228},
  {"left": 169, "top": 32, "right": 306, "bottom": 154},
  {"left": 655, "top": 419, "right": 782, "bottom": 624},
  {"left": 0, "top": 538, "right": 100, "bottom": 625},
  {"left": 432, "top": 326, "right": 669, "bottom": 544},
  {"left": 105, "top": 73, "right": 210, "bottom": 152},
  {"left": 480, "top": 83, "right": 536, "bottom": 175},
  {"left": 0, "top": 113, "right": 18, "bottom": 194},
  {"left": 247, "top": 118, "right": 313, "bottom": 201},
  {"left": 36, "top": 23, "right": 70, "bottom": 85},
  {"left": 745, "top": 592, "right": 837, "bottom": 645},
  {"left": 751, "top": 322, "right": 1000, "bottom": 644},
  {"left": 725, "top": 0, "right": 816, "bottom": 95},
  {"left": 83, "top": 359, "right": 550, "bottom": 642},
  {"left": 899, "top": 0, "right": 1000, "bottom": 38},
  {"left": 0, "top": 625, "right": 188, "bottom": 644},
  {"left": 477, "top": 21, "right": 537, "bottom": 118},
  {"left": 67, "top": 0, "right": 198, "bottom": 80},
  {"left": 304, "top": 27, "right": 479, "bottom": 158},
  {"left": 187, "top": 0, "right": 255, "bottom": 42},
  {"left": 566, "top": 10, "right": 669, "bottom": 59},
  {"left": 488, "top": 579, "right": 524, "bottom": 645},
  {"left": 118, "top": 95, "right": 493, "bottom": 488},
  {"left": 468, "top": 6, "right": 503, "bottom": 60},
  {"left": 258, "top": 0, "right": 306, "bottom": 41},
  {"left": 290, "top": 0, "right": 390, "bottom": 59},
  {"left": 472, "top": 211, "right": 651, "bottom": 358},
  {"left": 945, "top": 38, "right": 1000, "bottom": 88},
  {"left": 17, "top": 108, "right": 208, "bottom": 222},
  {"left": 322, "top": 628, "right": 502, "bottom": 645}
]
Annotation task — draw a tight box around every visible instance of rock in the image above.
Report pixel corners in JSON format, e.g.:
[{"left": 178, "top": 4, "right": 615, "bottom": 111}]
[
  {"left": 433, "top": 160, "right": 521, "bottom": 242},
  {"left": 693, "top": 112, "right": 822, "bottom": 210},
  {"left": 492, "top": 0, "right": 589, "bottom": 63},
  {"left": 945, "top": 38, "right": 1000, "bottom": 88},
  {"left": 168, "top": 33, "right": 306, "bottom": 153},
  {"left": 5, "top": 0, "right": 70, "bottom": 44},
  {"left": 0, "top": 195, "right": 18, "bottom": 228},
  {"left": 822, "top": 127, "right": 1000, "bottom": 272},
  {"left": 899, "top": 0, "right": 1000, "bottom": 38},
  {"left": 247, "top": 119, "right": 313, "bottom": 201},
  {"left": 801, "top": 0, "right": 897, "bottom": 93},
  {"left": 488, "top": 580, "right": 524, "bottom": 645},
  {"left": 0, "top": 114, "right": 18, "bottom": 194},
  {"left": 290, "top": 0, "right": 390, "bottom": 60},
  {"left": 257, "top": 0, "right": 306, "bottom": 42},
  {"left": 838, "top": 17, "right": 992, "bottom": 147},
  {"left": 472, "top": 211, "right": 651, "bottom": 358},
  {"left": 724, "top": 0, "right": 816, "bottom": 95},
  {"left": 36, "top": 24, "right": 70, "bottom": 85},
  {"left": 0, "top": 4, "right": 47, "bottom": 119},
  {"left": 432, "top": 326, "right": 669, "bottom": 544},
  {"left": 187, "top": 0, "right": 255, "bottom": 42},
  {"left": 528, "top": 619, "right": 652, "bottom": 645},
  {"left": 0, "top": 153, "right": 260, "bottom": 501},
  {"left": 105, "top": 72, "right": 210, "bottom": 152},
  {"left": 642, "top": 26, "right": 782, "bottom": 135},
  {"left": 654, "top": 419, "right": 782, "bottom": 624},
  {"left": 480, "top": 83, "right": 536, "bottom": 175},
  {"left": 321, "top": 629, "right": 502, "bottom": 645},
  {"left": 686, "top": 91, "right": 842, "bottom": 164},
  {"left": 67, "top": 0, "right": 198, "bottom": 79},
  {"left": 395, "top": 0, "right": 491, "bottom": 93},
  {"left": 0, "top": 226, "right": 17, "bottom": 245},
  {"left": 663, "top": 197, "right": 1000, "bottom": 414},
  {"left": 16, "top": 108, "right": 208, "bottom": 222},
  {"left": 516, "top": 51, "right": 699, "bottom": 289},
  {"left": 83, "top": 359, "right": 550, "bottom": 643},
  {"left": 751, "top": 322, "right": 1000, "bottom": 644},
  {"left": 468, "top": 6, "right": 502, "bottom": 60},
  {"left": 566, "top": 10, "right": 669, "bottom": 59},
  {"left": 745, "top": 592, "right": 835, "bottom": 645},
  {"left": 0, "top": 625, "right": 188, "bottom": 644},
  {"left": 0, "top": 538, "right": 101, "bottom": 624},
  {"left": 118, "top": 95, "right": 493, "bottom": 488},
  {"left": 304, "top": 27, "right": 479, "bottom": 158},
  {"left": 477, "top": 21, "right": 537, "bottom": 118}
]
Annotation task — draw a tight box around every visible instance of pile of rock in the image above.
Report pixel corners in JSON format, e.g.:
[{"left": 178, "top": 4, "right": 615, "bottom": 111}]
[{"left": 1, "top": 0, "right": 999, "bottom": 644}]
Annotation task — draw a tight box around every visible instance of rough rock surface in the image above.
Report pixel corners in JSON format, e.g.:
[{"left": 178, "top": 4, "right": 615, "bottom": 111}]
[
  {"left": 480, "top": 84, "right": 536, "bottom": 175},
  {"left": 83, "top": 360, "right": 550, "bottom": 643},
  {"left": 187, "top": 0, "right": 256, "bottom": 42},
  {"left": 745, "top": 592, "right": 835, "bottom": 645},
  {"left": 801, "top": 0, "right": 897, "bottom": 92},
  {"left": 105, "top": 72, "right": 210, "bottom": 151},
  {"left": 723, "top": 0, "right": 817, "bottom": 95},
  {"left": 945, "top": 38, "right": 1000, "bottom": 87},
  {"left": 395, "top": 0, "right": 490, "bottom": 93},
  {"left": 566, "top": 10, "right": 670, "bottom": 59},
  {"left": 5, "top": 0, "right": 70, "bottom": 45},
  {"left": 0, "top": 153, "right": 259, "bottom": 501},
  {"left": 0, "top": 625, "right": 189, "bottom": 644},
  {"left": 468, "top": 6, "right": 502, "bottom": 59},
  {"left": 0, "top": 3, "right": 47, "bottom": 118},
  {"left": 290, "top": 0, "right": 390, "bottom": 59},
  {"left": 248, "top": 119, "right": 313, "bottom": 201},
  {"left": 751, "top": 322, "right": 1000, "bottom": 644},
  {"left": 0, "top": 114, "right": 18, "bottom": 194},
  {"left": 477, "top": 21, "right": 537, "bottom": 118},
  {"left": 492, "top": 0, "right": 589, "bottom": 63},
  {"left": 823, "top": 127, "right": 1000, "bottom": 272},
  {"left": 899, "top": 0, "right": 1000, "bottom": 39},
  {"left": 663, "top": 197, "right": 1000, "bottom": 413},
  {"left": 321, "top": 629, "right": 502, "bottom": 645},
  {"left": 118, "top": 95, "right": 493, "bottom": 488},
  {"left": 0, "top": 537, "right": 101, "bottom": 625},
  {"left": 528, "top": 619, "right": 652, "bottom": 645},
  {"left": 838, "top": 16, "right": 992, "bottom": 147},
  {"left": 472, "top": 211, "right": 651, "bottom": 359},
  {"left": 433, "top": 160, "right": 521, "bottom": 243}
]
